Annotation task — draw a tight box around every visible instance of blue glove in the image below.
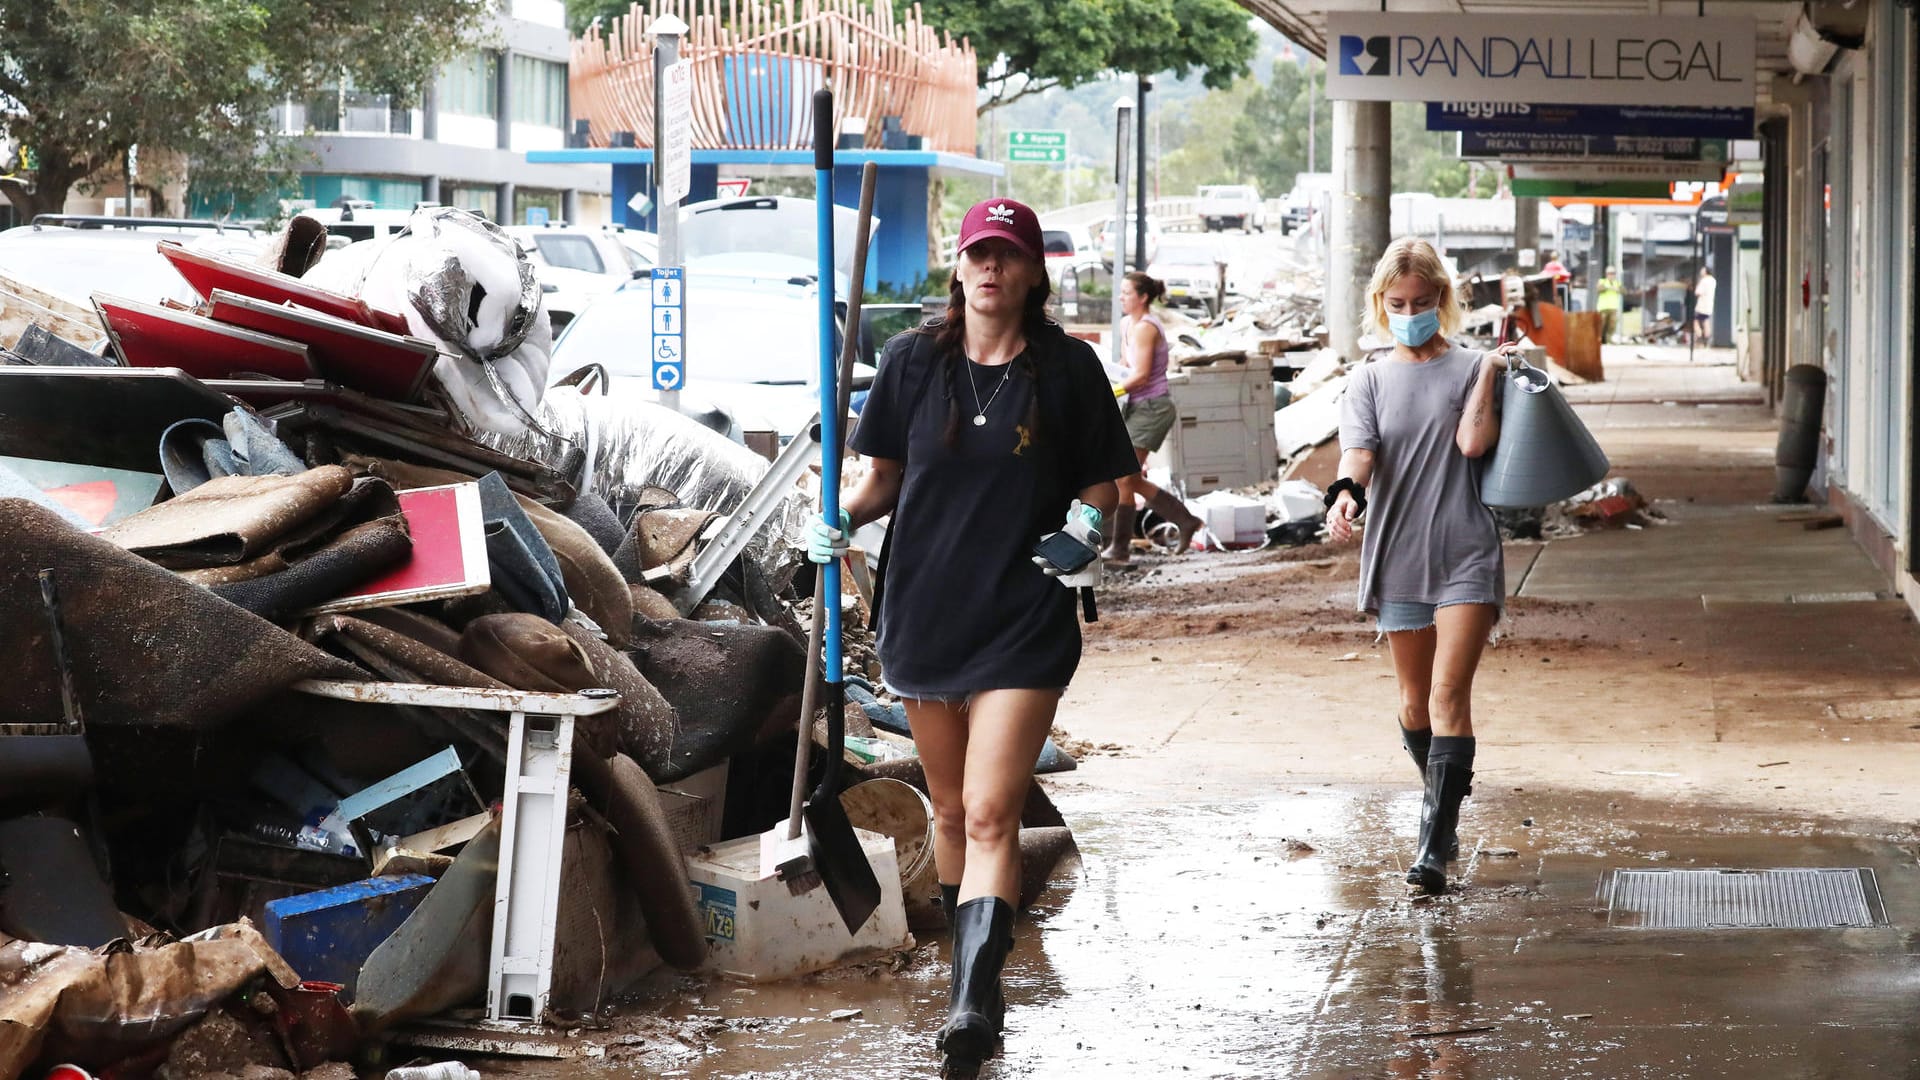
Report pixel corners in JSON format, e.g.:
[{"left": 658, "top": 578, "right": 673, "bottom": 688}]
[{"left": 807, "top": 509, "right": 852, "bottom": 565}]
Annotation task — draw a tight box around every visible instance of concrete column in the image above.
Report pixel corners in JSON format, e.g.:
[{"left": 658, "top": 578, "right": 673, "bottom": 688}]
[
  {"left": 497, "top": 181, "right": 515, "bottom": 223},
  {"left": 563, "top": 187, "right": 579, "bottom": 225},
  {"left": 1514, "top": 197, "right": 1540, "bottom": 268},
  {"left": 422, "top": 80, "right": 439, "bottom": 143},
  {"left": 1328, "top": 99, "right": 1391, "bottom": 362},
  {"left": 496, "top": 50, "right": 514, "bottom": 151},
  {"left": 1587, "top": 208, "right": 1610, "bottom": 312},
  {"left": 424, "top": 175, "right": 442, "bottom": 206}
]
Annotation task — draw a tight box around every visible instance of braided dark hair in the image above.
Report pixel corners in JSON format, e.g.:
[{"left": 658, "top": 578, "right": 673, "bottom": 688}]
[{"left": 919, "top": 264, "right": 1056, "bottom": 449}]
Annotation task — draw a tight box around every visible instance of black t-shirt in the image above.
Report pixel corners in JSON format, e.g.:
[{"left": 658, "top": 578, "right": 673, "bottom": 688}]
[{"left": 850, "top": 324, "right": 1139, "bottom": 693}]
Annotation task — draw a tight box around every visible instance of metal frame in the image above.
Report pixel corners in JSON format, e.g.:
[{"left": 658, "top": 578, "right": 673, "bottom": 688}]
[
  {"left": 292, "top": 680, "right": 619, "bottom": 1027},
  {"left": 671, "top": 420, "right": 820, "bottom": 614}
]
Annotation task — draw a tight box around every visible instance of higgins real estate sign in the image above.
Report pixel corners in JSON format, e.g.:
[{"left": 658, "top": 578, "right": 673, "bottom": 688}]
[{"left": 1324, "top": 14, "right": 1755, "bottom": 107}]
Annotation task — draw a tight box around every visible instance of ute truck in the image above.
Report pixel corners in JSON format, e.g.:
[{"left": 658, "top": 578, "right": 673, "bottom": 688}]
[{"left": 1194, "top": 184, "right": 1265, "bottom": 233}]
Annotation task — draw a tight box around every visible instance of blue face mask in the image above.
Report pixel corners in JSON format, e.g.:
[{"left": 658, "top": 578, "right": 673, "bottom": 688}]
[{"left": 1389, "top": 308, "right": 1441, "bottom": 347}]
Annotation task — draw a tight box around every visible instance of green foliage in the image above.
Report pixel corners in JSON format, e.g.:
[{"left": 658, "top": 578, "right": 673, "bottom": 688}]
[
  {"left": 1391, "top": 101, "right": 1477, "bottom": 198},
  {"left": 1149, "top": 60, "right": 1502, "bottom": 203},
  {"left": 0, "top": 0, "right": 491, "bottom": 217},
  {"left": 919, "top": 0, "right": 1256, "bottom": 110},
  {"left": 1221, "top": 59, "right": 1330, "bottom": 198}
]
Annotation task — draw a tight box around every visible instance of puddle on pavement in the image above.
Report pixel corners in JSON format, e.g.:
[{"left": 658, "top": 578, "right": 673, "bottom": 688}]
[{"left": 481, "top": 788, "right": 1920, "bottom": 1079}]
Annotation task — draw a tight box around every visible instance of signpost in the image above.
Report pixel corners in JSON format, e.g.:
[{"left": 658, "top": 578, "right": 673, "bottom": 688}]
[
  {"left": 1458, "top": 132, "right": 1729, "bottom": 163},
  {"left": 652, "top": 15, "right": 689, "bottom": 410},
  {"left": 1325, "top": 14, "right": 1755, "bottom": 107},
  {"left": 1509, "top": 160, "right": 1726, "bottom": 184},
  {"left": 1510, "top": 178, "right": 1676, "bottom": 199},
  {"left": 650, "top": 268, "right": 686, "bottom": 393},
  {"left": 1425, "top": 102, "right": 1755, "bottom": 139},
  {"left": 1008, "top": 130, "right": 1068, "bottom": 165},
  {"left": 660, "top": 59, "right": 694, "bottom": 208}
]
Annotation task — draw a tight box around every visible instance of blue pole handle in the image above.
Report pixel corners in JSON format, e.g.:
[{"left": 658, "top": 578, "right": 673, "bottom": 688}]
[{"left": 813, "top": 88, "right": 842, "bottom": 685}]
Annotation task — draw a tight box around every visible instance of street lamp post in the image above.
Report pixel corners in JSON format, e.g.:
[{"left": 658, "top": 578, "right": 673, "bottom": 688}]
[
  {"left": 1113, "top": 97, "right": 1134, "bottom": 370},
  {"left": 652, "top": 13, "right": 688, "bottom": 413}
]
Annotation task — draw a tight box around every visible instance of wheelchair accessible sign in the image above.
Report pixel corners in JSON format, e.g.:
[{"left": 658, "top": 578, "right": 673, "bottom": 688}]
[{"left": 650, "top": 267, "right": 685, "bottom": 391}]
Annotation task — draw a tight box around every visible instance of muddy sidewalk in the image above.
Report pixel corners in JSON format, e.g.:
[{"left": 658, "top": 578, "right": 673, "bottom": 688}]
[{"left": 500, "top": 352, "right": 1920, "bottom": 1078}]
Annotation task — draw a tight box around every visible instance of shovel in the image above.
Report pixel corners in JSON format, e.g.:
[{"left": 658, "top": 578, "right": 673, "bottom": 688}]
[{"left": 757, "top": 92, "right": 882, "bottom": 936}]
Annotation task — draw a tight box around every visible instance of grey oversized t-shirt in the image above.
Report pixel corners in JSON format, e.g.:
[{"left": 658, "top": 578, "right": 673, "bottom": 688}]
[{"left": 1338, "top": 346, "right": 1504, "bottom": 616}]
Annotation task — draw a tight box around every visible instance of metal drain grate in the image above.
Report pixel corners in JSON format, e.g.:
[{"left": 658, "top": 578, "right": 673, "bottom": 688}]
[{"left": 1605, "top": 868, "right": 1885, "bottom": 929}]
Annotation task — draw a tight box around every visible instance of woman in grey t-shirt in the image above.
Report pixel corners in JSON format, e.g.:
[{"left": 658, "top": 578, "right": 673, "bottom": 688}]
[{"left": 1327, "top": 236, "right": 1522, "bottom": 896}]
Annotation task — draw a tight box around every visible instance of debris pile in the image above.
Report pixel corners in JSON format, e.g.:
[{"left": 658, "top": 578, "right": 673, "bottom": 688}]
[{"left": 0, "top": 209, "right": 1079, "bottom": 1080}]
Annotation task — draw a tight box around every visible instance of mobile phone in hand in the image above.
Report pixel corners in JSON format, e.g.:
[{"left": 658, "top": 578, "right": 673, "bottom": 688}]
[{"left": 1033, "top": 530, "right": 1098, "bottom": 574}]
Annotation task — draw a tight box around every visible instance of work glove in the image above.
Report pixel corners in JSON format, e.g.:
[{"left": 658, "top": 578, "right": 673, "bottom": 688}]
[
  {"left": 1032, "top": 499, "right": 1105, "bottom": 589},
  {"left": 807, "top": 509, "right": 852, "bottom": 565}
]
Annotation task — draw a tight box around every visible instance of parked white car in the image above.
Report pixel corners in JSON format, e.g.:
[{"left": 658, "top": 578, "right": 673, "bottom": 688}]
[
  {"left": 503, "top": 223, "right": 649, "bottom": 334},
  {"left": 1195, "top": 184, "right": 1265, "bottom": 233},
  {"left": 295, "top": 203, "right": 419, "bottom": 245},
  {"left": 1097, "top": 214, "right": 1162, "bottom": 270},
  {"left": 1042, "top": 225, "right": 1099, "bottom": 289},
  {"left": 0, "top": 219, "right": 266, "bottom": 307},
  {"left": 548, "top": 267, "right": 870, "bottom": 444},
  {"left": 1147, "top": 242, "right": 1224, "bottom": 313}
]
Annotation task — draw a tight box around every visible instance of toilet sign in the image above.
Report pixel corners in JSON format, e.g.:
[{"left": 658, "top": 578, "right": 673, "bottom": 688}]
[{"left": 650, "top": 267, "right": 685, "bottom": 391}]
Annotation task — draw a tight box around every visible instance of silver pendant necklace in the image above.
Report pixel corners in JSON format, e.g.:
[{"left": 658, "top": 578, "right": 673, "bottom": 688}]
[{"left": 966, "top": 358, "right": 1012, "bottom": 426}]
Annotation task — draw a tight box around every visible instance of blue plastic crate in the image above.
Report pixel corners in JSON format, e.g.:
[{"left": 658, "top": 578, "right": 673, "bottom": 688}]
[{"left": 262, "top": 874, "right": 435, "bottom": 1001}]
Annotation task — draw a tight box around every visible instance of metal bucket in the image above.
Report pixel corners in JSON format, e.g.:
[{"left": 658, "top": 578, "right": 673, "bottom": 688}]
[
  {"left": 838, "top": 778, "right": 940, "bottom": 930},
  {"left": 1480, "top": 361, "right": 1611, "bottom": 508}
]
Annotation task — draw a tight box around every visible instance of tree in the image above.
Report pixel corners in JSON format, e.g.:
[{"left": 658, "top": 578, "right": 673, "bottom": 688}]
[
  {"left": 1222, "top": 58, "right": 1329, "bottom": 198},
  {"left": 0, "top": 0, "right": 491, "bottom": 218},
  {"left": 1156, "top": 77, "right": 1260, "bottom": 194},
  {"left": 923, "top": 0, "right": 1256, "bottom": 112}
]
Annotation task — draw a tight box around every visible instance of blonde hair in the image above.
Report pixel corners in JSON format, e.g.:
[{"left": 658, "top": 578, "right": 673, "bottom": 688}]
[{"left": 1363, "top": 236, "right": 1462, "bottom": 340}]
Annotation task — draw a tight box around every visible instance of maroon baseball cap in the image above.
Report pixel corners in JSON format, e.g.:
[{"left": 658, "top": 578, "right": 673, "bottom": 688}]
[{"left": 958, "top": 199, "right": 1044, "bottom": 260}]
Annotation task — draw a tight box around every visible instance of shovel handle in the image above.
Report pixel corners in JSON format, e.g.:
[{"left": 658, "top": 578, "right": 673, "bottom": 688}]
[{"left": 813, "top": 89, "right": 844, "bottom": 691}]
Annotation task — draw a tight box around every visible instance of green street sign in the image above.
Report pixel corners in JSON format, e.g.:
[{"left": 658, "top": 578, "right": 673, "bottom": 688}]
[
  {"left": 1008, "top": 129, "right": 1067, "bottom": 165},
  {"left": 1510, "top": 178, "right": 1675, "bottom": 199}
]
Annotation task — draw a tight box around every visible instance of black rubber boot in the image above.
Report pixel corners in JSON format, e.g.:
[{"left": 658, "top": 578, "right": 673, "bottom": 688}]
[
  {"left": 937, "top": 897, "right": 1013, "bottom": 1070},
  {"left": 1400, "top": 722, "right": 1458, "bottom": 861},
  {"left": 939, "top": 883, "right": 960, "bottom": 927},
  {"left": 1407, "top": 737, "right": 1474, "bottom": 894},
  {"left": 1399, "top": 722, "right": 1432, "bottom": 773}
]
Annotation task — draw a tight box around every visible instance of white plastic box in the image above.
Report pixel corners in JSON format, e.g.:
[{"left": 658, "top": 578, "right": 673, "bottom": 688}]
[
  {"left": 1194, "top": 491, "right": 1267, "bottom": 548},
  {"left": 685, "top": 829, "right": 912, "bottom": 982}
]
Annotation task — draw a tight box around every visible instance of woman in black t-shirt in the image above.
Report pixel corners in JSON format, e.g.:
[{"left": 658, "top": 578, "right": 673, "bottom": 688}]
[{"left": 809, "top": 198, "right": 1138, "bottom": 1072}]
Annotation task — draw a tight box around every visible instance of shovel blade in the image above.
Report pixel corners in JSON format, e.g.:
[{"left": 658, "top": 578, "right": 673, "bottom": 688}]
[{"left": 803, "top": 792, "right": 882, "bottom": 935}]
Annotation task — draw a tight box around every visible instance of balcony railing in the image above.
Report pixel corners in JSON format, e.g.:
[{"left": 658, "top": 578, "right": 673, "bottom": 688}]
[{"left": 570, "top": 0, "right": 979, "bottom": 155}]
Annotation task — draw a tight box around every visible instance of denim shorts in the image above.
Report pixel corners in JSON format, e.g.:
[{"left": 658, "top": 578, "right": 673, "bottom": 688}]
[
  {"left": 882, "top": 682, "right": 1065, "bottom": 707},
  {"left": 1374, "top": 599, "right": 1476, "bottom": 633}
]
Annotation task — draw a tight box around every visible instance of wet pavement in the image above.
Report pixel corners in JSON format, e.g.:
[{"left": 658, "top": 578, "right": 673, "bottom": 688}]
[
  {"left": 480, "top": 350, "right": 1920, "bottom": 1078},
  {"left": 493, "top": 789, "right": 1920, "bottom": 1079}
]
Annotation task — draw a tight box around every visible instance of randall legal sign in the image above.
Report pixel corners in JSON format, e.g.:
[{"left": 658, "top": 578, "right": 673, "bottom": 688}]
[{"left": 1325, "top": 14, "right": 1754, "bottom": 108}]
